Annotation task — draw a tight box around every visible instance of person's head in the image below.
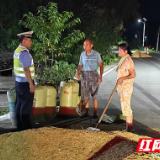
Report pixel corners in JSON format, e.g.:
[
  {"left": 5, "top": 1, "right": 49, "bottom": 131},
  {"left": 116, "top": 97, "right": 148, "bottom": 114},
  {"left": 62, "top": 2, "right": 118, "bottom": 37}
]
[
  {"left": 17, "top": 31, "right": 33, "bottom": 48},
  {"left": 118, "top": 42, "right": 132, "bottom": 57},
  {"left": 19, "top": 36, "right": 32, "bottom": 48},
  {"left": 83, "top": 39, "right": 93, "bottom": 52}
]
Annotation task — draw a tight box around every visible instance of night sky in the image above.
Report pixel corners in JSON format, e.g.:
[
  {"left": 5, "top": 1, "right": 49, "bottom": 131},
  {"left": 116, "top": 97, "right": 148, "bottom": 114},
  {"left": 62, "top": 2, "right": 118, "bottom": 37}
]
[{"left": 124, "top": 0, "right": 160, "bottom": 48}]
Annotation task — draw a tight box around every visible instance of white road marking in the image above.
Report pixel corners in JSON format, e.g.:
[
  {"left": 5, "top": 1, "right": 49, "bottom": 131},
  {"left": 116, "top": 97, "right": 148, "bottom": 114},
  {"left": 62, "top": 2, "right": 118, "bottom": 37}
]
[{"left": 103, "top": 65, "right": 118, "bottom": 77}]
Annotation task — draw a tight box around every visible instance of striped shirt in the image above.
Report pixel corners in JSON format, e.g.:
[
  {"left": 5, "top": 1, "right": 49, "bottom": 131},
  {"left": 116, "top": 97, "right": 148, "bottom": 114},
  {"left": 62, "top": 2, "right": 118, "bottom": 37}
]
[{"left": 79, "top": 49, "right": 102, "bottom": 71}]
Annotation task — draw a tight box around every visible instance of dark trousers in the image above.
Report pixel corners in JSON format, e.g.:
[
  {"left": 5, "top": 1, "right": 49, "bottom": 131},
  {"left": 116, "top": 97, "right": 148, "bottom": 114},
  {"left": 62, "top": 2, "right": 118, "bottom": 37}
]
[{"left": 15, "top": 81, "right": 34, "bottom": 131}]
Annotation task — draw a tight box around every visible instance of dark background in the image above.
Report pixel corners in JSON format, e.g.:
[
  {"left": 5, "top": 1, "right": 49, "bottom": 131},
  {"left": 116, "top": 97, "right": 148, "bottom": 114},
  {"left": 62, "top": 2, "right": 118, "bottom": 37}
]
[
  {"left": 124, "top": 0, "right": 160, "bottom": 48},
  {"left": 0, "top": 0, "right": 160, "bottom": 50}
]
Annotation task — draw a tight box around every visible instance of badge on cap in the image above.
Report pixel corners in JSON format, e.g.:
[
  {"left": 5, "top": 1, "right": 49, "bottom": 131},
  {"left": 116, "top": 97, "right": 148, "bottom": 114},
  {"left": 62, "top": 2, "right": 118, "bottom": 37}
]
[{"left": 17, "top": 31, "right": 33, "bottom": 38}]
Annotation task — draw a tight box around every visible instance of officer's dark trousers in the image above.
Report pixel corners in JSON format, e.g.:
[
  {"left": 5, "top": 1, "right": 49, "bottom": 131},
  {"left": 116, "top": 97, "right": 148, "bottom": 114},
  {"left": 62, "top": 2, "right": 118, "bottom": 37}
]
[{"left": 15, "top": 81, "right": 34, "bottom": 131}]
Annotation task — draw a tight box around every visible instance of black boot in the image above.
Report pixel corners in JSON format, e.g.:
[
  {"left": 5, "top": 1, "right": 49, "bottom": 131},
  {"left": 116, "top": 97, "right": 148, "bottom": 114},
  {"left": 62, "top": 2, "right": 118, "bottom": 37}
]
[
  {"left": 91, "top": 113, "right": 99, "bottom": 119},
  {"left": 81, "top": 108, "right": 90, "bottom": 118}
]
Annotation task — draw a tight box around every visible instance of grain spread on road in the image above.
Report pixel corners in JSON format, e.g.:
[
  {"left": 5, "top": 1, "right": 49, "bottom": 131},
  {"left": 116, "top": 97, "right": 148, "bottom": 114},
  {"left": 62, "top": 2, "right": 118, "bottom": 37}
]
[{"left": 0, "top": 127, "right": 158, "bottom": 160}]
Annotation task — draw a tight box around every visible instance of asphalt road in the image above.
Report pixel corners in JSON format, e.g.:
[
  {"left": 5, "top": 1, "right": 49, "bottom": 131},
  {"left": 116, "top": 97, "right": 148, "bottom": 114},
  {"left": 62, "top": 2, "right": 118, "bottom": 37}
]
[{"left": 94, "top": 53, "right": 160, "bottom": 131}]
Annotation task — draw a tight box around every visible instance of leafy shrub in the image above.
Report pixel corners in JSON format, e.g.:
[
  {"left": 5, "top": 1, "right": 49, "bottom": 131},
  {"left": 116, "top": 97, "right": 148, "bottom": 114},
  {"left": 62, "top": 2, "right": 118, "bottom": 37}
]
[
  {"left": 101, "top": 52, "right": 118, "bottom": 65},
  {"left": 0, "top": 108, "right": 9, "bottom": 116},
  {"left": 36, "top": 61, "right": 76, "bottom": 87},
  {"left": 0, "top": 53, "right": 13, "bottom": 70},
  {"left": 148, "top": 48, "right": 155, "bottom": 53}
]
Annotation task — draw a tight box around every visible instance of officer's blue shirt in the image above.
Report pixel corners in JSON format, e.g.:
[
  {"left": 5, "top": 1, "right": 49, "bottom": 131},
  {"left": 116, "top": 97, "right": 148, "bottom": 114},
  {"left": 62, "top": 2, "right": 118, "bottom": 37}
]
[
  {"left": 79, "top": 49, "right": 102, "bottom": 71},
  {"left": 14, "top": 45, "right": 32, "bottom": 82}
]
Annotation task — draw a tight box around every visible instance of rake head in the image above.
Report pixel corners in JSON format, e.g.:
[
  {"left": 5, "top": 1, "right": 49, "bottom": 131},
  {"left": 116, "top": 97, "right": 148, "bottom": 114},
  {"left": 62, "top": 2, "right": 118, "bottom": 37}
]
[{"left": 86, "top": 127, "right": 100, "bottom": 131}]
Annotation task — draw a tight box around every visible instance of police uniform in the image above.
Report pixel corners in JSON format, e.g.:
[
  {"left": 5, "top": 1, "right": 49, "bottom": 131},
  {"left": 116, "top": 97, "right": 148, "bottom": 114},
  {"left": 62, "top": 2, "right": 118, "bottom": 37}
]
[{"left": 13, "top": 31, "right": 35, "bottom": 131}]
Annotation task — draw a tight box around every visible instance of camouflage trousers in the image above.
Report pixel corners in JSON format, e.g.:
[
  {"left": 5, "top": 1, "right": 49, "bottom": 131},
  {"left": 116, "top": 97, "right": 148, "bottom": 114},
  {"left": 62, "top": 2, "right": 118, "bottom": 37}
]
[{"left": 81, "top": 70, "right": 99, "bottom": 100}]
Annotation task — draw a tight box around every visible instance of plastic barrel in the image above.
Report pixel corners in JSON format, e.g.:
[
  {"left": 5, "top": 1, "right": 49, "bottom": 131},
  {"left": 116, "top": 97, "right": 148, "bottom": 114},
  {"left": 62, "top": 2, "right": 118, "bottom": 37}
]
[
  {"left": 58, "top": 81, "right": 79, "bottom": 117},
  {"left": 44, "top": 86, "right": 57, "bottom": 121},
  {"left": 7, "top": 87, "right": 17, "bottom": 126},
  {"left": 32, "top": 86, "right": 47, "bottom": 123}
]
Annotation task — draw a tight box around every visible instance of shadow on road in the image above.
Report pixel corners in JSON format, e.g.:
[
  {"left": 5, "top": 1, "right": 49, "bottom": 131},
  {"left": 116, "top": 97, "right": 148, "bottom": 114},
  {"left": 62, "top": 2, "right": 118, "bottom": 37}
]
[
  {"left": 0, "top": 117, "right": 160, "bottom": 138},
  {"left": 134, "top": 57, "right": 160, "bottom": 70},
  {"left": 0, "top": 127, "right": 17, "bottom": 135},
  {"left": 90, "top": 106, "right": 160, "bottom": 138}
]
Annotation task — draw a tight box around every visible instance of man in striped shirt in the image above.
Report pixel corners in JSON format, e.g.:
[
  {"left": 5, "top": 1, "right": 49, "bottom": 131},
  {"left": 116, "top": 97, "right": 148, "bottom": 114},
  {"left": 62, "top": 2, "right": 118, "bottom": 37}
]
[{"left": 76, "top": 39, "right": 103, "bottom": 118}]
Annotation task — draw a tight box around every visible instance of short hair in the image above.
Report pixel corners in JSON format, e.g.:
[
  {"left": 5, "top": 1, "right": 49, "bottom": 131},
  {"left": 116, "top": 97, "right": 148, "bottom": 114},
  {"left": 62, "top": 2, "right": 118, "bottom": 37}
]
[
  {"left": 84, "top": 39, "right": 93, "bottom": 45},
  {"left": 118, "top": 42, "right": 132, "bottom": 56},
  {"left": 18, "top": 36, "right": 31, "bottom": 43}
]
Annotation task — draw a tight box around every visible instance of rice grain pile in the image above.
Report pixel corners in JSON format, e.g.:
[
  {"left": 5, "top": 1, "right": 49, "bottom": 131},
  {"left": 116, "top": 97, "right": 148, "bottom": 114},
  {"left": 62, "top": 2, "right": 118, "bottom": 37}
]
[
  {"left": 0, "top": 127, "right": 158, "bottom": 160},
  {"left": 131, "top": 51, "right": 151, "bottom": 58}
]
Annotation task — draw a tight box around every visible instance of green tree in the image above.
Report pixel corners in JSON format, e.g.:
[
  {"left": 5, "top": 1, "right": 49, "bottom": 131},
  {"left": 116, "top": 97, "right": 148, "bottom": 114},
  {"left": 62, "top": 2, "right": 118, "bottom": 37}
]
[
  {"left": 0, "top": 0, "right": 52, "bottom": 51},
  {"left": 79, "top": 0, "right": 139, "bottom": 55},
  {"left": 0, "top": 0, "right": 23, "bottom": 51},
  {"left": 19, "top": 2, "right": 85, "bottom": 65},
  {"left": 19, "top": 2, "right": 85, "bottom": 86}
]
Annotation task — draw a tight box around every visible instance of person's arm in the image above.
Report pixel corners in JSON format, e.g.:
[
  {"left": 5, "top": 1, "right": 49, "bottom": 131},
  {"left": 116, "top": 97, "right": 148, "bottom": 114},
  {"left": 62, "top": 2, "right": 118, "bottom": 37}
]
[
  {"left": 19, "top": 51, "right": 35, "bottom": 93},
  {"left": 98, "top": 62, "right": 104, "bottom": 83},
  {"left": 23, "top": 67, "right": 35, "bottom": 93},
  {"left": 97, "top": 52, "right": 103, "bottom": 84},
  {"left": 76, "top": 53, "right": 83, "bottom": 79},
  {"left": 117, "top": 68, "right": 136, "bottom": 85},
  {"left": 76, "top": 65, "right": 83, "bottom": 79}
]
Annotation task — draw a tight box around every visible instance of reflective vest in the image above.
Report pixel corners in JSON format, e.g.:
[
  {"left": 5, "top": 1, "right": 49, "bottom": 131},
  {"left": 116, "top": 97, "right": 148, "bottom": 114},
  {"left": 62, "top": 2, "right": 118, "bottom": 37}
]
[{"left": 14, "top": 46, "right": 35, "bottom": 79}]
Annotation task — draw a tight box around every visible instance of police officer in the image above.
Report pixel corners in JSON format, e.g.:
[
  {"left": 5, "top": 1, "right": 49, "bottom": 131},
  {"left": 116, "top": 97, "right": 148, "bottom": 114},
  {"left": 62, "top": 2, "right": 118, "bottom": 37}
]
[
  {"left": 76, "top": 39, "right": 103, "bottom": 118},
  {"left": 13, "top": 31, "right": 35, "bottom": 131}
]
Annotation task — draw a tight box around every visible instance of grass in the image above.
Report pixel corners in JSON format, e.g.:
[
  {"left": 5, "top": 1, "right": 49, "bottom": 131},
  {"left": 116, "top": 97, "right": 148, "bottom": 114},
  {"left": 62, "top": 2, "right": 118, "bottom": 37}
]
[
  {"left": 132, "top": 48, "right": 160, "bottom": 53},
  {"left": 0, "top": 108, "right": 9, "bottom": 116}
]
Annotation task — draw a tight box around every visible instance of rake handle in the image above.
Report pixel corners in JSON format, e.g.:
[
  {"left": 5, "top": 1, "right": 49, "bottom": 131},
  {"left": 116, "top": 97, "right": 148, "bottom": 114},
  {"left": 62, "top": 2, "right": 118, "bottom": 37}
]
[{"left": 96, "top": 83, "right": 119, "bottom": 128}]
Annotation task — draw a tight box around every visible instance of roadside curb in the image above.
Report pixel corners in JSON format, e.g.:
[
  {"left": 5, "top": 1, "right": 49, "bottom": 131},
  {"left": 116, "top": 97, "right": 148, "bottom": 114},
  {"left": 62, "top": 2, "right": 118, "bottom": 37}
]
[{"left": 0, "top": 88, "right": 10, "bottom": 94}]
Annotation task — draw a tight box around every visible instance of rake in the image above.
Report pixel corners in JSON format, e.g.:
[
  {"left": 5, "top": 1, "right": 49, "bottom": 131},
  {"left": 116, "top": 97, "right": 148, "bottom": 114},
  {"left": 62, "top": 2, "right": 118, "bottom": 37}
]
[{"left": 87, "top": 82, "right": 119, "bottom": 131}]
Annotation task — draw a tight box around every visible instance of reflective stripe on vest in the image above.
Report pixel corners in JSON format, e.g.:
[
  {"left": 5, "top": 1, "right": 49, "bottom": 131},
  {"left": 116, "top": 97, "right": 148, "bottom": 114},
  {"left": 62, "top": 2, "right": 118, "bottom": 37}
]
[{"left": 14, "top": 46, "right": 35, "bottom": 79}]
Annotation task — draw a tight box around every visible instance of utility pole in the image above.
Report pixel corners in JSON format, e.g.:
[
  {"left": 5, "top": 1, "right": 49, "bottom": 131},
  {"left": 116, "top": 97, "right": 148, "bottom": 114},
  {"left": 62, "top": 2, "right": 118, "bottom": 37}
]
[
  {"left": 156, "top": 25, "right": 160, "bottom": 53},
  {"left": 142, "top": 21, "right": 146, "bottom": 51},
  {"left": 138, "top": 18, "right": 147, "bottom": 51}
]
